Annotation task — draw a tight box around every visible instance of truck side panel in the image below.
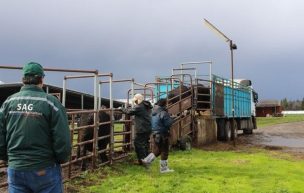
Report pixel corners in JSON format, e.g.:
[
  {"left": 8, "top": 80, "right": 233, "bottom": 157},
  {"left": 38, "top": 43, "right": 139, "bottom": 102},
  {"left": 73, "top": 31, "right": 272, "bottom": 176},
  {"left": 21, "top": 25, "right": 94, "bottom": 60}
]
[{"left": 213, "top": 75, "right": 252, "bottom": 118}]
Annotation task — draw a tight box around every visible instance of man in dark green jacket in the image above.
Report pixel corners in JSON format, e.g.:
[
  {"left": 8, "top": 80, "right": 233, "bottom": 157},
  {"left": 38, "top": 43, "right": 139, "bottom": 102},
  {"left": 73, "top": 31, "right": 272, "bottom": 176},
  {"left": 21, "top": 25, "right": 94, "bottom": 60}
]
[{"left": 0, "top": 62, "right": 71, "bottom": 193}]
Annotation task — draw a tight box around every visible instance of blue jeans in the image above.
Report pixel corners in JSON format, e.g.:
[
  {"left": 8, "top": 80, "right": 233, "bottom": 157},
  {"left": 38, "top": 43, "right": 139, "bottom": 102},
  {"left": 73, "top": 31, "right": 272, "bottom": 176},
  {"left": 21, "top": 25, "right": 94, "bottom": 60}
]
[{"left": 7, "top": 164, "right": 63, "bottom": 193}]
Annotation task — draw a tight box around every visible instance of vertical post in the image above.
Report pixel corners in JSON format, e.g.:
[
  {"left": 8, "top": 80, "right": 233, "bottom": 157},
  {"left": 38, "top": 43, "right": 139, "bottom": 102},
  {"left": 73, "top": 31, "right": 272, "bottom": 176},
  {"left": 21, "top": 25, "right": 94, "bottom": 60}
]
[
  {"left": 209, "top": 61, "right": 213, "bottom": 114},
  {"left": 98, "top": 83, "right": 102, "bottom": 111},
  {"left": 81, "top": 94, "right": 84, "bottom": 110},
  {"left": 131, "top": 79, "right": 135, "bottom": 107},
  {"left": 68, "top": 114, "right": 75, "bottom": 179},
  {"left": 109, "top": 73, "right": 114, "bottom": 164},
  {"left": 230, "top": 40, "right": 236, "bottom": 146},
  {"left": 94, "top": 72, "right": 98, "bottom": 110},
  {"left": 180, "top": 64, "right": 184, "bottom": 82},
  {"left": 92, "top": 71, "right": 99, "bottom": 168},
  {"left": 209, "top": 61, "right": 212, "bottom": 87},
  {"left": 62, "top": 78, "right": 67, "bottom": 107}
]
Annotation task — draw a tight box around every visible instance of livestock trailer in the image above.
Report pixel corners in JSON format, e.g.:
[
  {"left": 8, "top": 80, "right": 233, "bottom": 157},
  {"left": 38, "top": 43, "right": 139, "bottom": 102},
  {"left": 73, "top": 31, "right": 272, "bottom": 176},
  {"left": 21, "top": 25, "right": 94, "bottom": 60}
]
[{"left": 153, "top": 73, "right": 258, "bottom": 146}]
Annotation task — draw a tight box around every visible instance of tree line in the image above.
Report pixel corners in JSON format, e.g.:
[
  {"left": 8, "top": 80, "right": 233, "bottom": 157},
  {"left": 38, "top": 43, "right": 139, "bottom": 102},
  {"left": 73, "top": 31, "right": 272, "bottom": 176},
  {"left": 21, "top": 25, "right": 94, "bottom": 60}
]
[{"left": 281, "top": 98, "right": 304, "bottom": 110}]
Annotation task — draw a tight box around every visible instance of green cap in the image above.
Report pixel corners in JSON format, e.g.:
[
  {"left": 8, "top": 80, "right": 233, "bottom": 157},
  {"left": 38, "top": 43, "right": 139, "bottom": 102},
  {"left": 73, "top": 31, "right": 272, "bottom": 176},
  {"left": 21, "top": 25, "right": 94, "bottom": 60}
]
[{"left": 23, "top": 62, "right": 45, "bottom": 77}]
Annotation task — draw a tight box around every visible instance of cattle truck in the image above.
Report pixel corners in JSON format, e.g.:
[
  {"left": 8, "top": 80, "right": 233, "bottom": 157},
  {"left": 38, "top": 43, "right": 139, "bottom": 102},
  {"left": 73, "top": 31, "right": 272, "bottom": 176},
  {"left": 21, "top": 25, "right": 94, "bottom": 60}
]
[
  {"left": 153, "top": 72, "right": 258, "bottom": 147},
  {"left": 211, "top": 75, "right": 258, "bottom": 141}
]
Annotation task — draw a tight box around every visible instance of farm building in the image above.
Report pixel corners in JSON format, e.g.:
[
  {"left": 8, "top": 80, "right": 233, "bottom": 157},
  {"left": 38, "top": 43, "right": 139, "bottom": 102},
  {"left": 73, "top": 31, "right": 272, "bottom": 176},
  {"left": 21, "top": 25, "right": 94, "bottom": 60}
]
[
  {"left": 256, "top": 100, "right": 282, "bottom": 117},
  {"left": 0, "top": 82, "right": 123, "bottom": 109}
]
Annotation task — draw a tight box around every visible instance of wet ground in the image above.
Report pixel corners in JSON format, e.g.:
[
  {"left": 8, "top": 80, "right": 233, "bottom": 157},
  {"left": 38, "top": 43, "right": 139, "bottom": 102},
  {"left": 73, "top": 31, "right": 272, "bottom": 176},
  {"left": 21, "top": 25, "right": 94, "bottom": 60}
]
[
  {"left": 249, "top": 121, "right": 304, "bottom": 152},
  {"left": 202, "top": 121, "right": 304, "bottom": 159}
]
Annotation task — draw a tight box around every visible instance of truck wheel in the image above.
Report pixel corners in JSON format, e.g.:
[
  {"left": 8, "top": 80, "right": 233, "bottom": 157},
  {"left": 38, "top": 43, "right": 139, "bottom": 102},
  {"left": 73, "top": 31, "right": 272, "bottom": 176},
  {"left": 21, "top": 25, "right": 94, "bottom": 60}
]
[
  {"left": 217, "top": 119, "right": 225, "bottom": 141},
  {"left": 180, "top": 135, "right": 192, "bottom": 151},
  {"left": 252, "top": 117, "right": 257, "bottom": 129},
  {"left": 231, "top": 120, "right": 238, "bottom": 140},
  {"left": 243, "top": 128, "right": 253, "bottom": 135},
  {"left": 224, "top": 120, "right": 231, "bottom": 141}
]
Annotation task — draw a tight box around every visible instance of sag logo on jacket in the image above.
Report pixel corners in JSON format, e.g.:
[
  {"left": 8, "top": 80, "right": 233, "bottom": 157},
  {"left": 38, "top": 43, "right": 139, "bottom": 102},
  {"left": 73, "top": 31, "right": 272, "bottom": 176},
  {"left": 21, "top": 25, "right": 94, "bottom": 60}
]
[{"left": 17, "top": 103, "right": 33, "bottom": 111}]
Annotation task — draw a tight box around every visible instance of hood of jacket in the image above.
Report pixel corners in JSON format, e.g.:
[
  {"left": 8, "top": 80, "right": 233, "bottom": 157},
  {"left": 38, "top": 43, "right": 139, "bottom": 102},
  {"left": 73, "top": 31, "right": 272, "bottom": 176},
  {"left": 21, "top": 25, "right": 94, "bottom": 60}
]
[
  {"left": 152, "top": 105, "right": 166, "bottom": 116},
  {"left": 142, "top": 100, "right": 153, "bottom": 110}
]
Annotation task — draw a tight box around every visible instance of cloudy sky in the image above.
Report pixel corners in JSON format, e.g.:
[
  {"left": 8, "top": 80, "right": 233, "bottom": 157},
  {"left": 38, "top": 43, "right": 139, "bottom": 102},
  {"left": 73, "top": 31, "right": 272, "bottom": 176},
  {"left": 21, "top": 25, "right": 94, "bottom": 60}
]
[{"left": 0, "top": 0, "right": 303, "bottom": 100}]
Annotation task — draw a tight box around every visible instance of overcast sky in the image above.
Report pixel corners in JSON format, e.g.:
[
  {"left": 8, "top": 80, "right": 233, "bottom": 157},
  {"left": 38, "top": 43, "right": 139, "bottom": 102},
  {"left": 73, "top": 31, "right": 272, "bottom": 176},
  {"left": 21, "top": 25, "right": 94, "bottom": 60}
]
[{"left": 0, "top": 0, "right": 303, "bottom": 100}]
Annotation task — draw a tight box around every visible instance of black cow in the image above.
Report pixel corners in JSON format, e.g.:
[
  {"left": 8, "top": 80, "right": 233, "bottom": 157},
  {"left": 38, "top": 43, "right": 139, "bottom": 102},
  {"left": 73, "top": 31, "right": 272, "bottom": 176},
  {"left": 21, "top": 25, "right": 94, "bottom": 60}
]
[
  {"left": 167, "top": 83, "right": 211, "bottom": 111},
  {"left": 80, "top": 110, "right": 111, "bottom": 170},
  {"left": 167, "top": 85, "right": 191, "bottom": 104}
]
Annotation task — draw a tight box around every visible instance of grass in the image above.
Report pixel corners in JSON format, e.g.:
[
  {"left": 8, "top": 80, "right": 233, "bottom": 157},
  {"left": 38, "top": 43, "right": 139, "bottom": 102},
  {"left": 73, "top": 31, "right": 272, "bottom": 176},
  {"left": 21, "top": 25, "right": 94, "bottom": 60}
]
[
  {"left": 67, "top": 149, "right": 304, "bottom": 193},
  {"left": 257, "top": 115, "right": 304, "bottom": 128},
  {"left": 66, "top": 115, "right": 304, "bottom": 193}
]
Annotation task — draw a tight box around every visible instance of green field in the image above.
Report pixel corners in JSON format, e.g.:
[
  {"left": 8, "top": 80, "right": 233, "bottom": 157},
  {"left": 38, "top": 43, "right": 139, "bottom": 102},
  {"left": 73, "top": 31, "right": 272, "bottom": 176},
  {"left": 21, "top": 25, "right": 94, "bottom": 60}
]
[
  {"left": 257, "top": 115, "right": 304, "bottom": 128},
  {"left": 67, "top": 116, "right": 304, "bottom": 193},
  {"left": 68, "top": 149, "right": 304, "bottom": 193}
]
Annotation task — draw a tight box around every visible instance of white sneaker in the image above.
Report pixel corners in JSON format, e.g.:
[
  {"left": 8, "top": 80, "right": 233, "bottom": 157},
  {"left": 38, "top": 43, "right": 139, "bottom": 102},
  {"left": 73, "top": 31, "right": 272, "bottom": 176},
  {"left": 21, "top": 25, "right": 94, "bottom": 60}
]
[
  {"left": 141, "top": 153, "right": 156, "bottom": 166},
  {"left": 160, "top": 167, "right": 174, "bottom": 173},
  {"left": 160, "top": 160, "right": 174, "bottom": 173}
]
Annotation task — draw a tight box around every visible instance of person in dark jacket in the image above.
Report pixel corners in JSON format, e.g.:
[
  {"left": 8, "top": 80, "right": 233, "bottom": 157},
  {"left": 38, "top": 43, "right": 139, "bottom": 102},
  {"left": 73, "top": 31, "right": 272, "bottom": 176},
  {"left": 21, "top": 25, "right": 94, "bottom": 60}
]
[
  {"left": 120, "top": 93, "right": 152, "bottom": 165},
  {"left": 0, "top": 62, "right": 71, "bottom": 193},
  {"left": 142, "top": 98, "right": 174, "bottom": 173}
]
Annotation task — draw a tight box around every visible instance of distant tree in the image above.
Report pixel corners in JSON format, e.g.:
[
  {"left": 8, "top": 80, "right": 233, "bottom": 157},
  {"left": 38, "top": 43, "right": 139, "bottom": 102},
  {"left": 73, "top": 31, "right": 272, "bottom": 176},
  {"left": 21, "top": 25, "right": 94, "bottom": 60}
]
[
  {"left": 302, "top": 98, "right": 304, "bottom": 110},
  {"left": 281, "top": 98, "right": 288, "bottom": 110}
]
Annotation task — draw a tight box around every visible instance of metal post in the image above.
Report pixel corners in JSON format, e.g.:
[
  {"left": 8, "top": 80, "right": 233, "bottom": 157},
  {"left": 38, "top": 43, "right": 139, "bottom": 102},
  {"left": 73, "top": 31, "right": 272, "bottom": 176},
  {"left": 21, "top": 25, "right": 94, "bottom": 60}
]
[
  {"left": 98, "top": 83, "right": 102, "bottom": 110},
  {"left": 94, "top": 73, "right": 98, "bottom": 110},
  {"left": 81, "top": 94, "right": 84, "bottom": 110},
  {"left": 109, "top": 74, "right": 113, "bottom": 109},
  {"left": 209, "top": 61, "right": 212, "bottom": 86},
  {"left": 92, "top": 72, "right": 99, "bottom": 168},
  {"left": 180, "top": 64, "right": 184, "bottom": 82},
  {"left": 62, "top": 78, "right": 67, "bottom": 107},
  {"left": 131, "top": 79, "right": 135, "bottom": 107},
  {"left": 230, "top": 40, "right": 236, "bottom": 146},
  {"left": 109, "top": 73, "right": 114, "bottom": 164}
]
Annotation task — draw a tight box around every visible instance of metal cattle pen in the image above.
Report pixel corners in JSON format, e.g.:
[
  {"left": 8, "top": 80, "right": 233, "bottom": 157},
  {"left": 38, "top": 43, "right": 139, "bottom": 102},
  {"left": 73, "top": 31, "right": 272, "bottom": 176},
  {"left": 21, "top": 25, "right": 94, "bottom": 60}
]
[
  {"left": 0, "top": 65, "right": 98, "bottom": 189},
  {"left": 145, "top": 75, "right": 194, "bottom": 147},
  {"left": 99, "top": 79, "right": 153, "bottom": 158},
  {"left": 99, "top": 78, "right": 134, "bottom": 161},
  {"left": 62, "top": 72, "right": 114, "bottom": 179},
  {"left": 0, "top": 65, "right": 135, "bottom": 190}
]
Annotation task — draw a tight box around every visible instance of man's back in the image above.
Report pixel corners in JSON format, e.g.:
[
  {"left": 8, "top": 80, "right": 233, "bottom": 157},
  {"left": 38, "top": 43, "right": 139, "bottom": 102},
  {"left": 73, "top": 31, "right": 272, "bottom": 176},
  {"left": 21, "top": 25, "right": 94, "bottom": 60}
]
[{"left": 1, "top": 85, "right": 71, "bottom": 170}]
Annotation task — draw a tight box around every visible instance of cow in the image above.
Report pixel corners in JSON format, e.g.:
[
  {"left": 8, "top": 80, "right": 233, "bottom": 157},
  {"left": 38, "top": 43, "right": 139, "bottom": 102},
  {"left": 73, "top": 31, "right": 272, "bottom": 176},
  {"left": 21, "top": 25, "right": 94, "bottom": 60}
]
[
  {"left": 79, "top": 107, "right": 111, "bottom": 171},
  {"left": 167, "top": 83, "right": 211, "bottom": 112},
  {"left": 167, "top": 84, "right": 191, "bottom": 104}
]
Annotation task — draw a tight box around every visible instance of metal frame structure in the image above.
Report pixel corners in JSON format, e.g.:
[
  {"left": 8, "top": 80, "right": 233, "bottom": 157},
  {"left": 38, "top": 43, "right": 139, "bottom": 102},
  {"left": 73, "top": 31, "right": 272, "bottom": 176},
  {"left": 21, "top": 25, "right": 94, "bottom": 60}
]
[{"left": 0, "top": 65, "right": 137, "bottom": 189}]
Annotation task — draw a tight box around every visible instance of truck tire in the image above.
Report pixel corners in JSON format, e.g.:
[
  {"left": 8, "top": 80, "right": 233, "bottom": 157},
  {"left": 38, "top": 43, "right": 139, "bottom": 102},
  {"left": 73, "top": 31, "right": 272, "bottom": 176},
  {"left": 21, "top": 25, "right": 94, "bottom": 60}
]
[
  {"left": 179, "top": 135, "right": 192, "bottom": 151},
  {"left": 217, "top": 119, "right": 225, "bottom": 141},
  {"left": 224, "top": 120, "right": 231, "bottom": 141},
  {"left": 231, "top": 120, "right": 238, "bottom": 140},
  {"left": 243, "top": 128, "right": 253, "bottom": 135},
  {"left": 252, "top": 117, "right": 257, "bottom": 129}
]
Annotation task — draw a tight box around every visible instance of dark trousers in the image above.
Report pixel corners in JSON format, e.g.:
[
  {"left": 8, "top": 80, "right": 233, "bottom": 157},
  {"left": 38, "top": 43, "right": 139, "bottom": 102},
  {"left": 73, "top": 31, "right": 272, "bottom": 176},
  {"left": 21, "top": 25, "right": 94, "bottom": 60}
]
[
  {"left": 152, "top": 133, "right": 169, "bottom": 160},
  {"left": 134, "top": 132, "right": 151, "bottom": 160}
]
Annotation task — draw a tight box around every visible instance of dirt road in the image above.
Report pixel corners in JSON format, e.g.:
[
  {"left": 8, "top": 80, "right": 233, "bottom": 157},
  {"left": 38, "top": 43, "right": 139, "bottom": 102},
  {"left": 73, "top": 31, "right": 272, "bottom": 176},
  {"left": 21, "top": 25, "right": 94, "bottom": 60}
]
[
  {"left": 247, "top": 121, "right": 304, "bottom": 152},
  {"left": 202, "top": 121, "right": 304, "bottom": 159}
]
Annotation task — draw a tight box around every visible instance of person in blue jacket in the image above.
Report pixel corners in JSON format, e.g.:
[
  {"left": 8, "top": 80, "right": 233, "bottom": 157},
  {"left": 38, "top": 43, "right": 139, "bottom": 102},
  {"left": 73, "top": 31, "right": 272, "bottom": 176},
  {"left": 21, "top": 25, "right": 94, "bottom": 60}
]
[{"left": 142, "top": 98, "right": 174, "bottom": 173}]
